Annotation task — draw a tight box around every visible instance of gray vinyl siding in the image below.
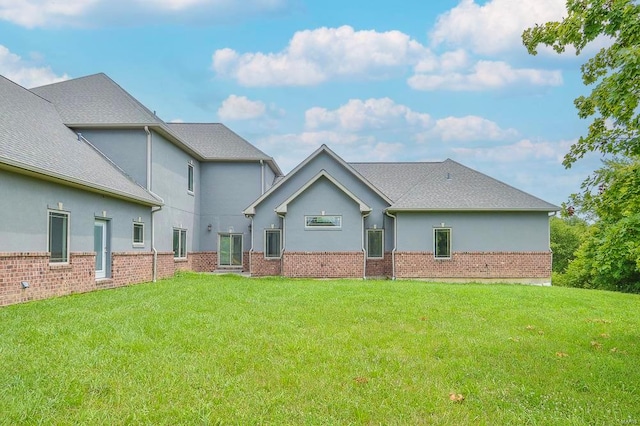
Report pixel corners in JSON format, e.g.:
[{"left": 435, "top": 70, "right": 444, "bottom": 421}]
[
  {"left": 285, "top": 177, "right": 362, "bottom": 252},
  {"left": 396, "top": 211, "right": 551, "bottom": 252},
  {"left": 150, "top": 132, "right": 199, "bottom": 253},
  {"left": 251, "top": 151, "right": 391, "bottom": 254},
  {"left": 0, "top": 169, "right": 151, "bottom": 253},
  {"left": 78, "top": 129, "right": 148, "bottom": 188},
  {"left": 199, "top": 162, "right": 262, "bottom": 252}
]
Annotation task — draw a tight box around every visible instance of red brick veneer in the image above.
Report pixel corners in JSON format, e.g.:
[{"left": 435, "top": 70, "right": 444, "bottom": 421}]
[
  {"left": 365, "top": 253, "right": 393, "bottom": 278},
  {"left": 282, "top": 252, "right": 364, "bottom": 278},
  {"left": 111, "top": 252, "right": 153, "bottom": 287},
  {"left": 189, "top": 251, "right": 217, "bottom": 272},
  {"left": 250, "top": 252, "right": 282, "bottom": 276},
  {"left": 394, "top": 251, "right": 552, "bottom": 279},
  {"left": 1, "top": 252, "right": 95, "bottom": 306}
]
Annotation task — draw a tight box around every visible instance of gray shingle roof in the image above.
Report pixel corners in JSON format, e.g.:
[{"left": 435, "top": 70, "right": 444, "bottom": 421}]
[
  {"left": 167, "top": 123, "right": 278, "bottom": 165},
  {"left": 31, "top": 74, "right": 282, "bottom": 172},
  {"left": 0, "top": 75, "right": 161, "bottom": 206},
  {"left": 354, "top": 159, "right": 559, "bottom": 211},
  {"left": 31, "top": 73, "right": 163, "bottom": 126},
  {"left": 350, "top": 162, "right": 441, "bottom": 202}
]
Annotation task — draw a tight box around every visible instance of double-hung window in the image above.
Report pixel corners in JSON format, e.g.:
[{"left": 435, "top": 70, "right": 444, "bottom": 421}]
[
  {"left": 133, "top": 222, "right": 144, "bottom": 246},
  {"left": 265, "top": 229, "right": 282, "bottom": 259},
  {"left": 173, "top": 228, "right": 187, "bottom": 258},
  {"left": 434, "top": 228, "right": 451, "bottom": 259},
  {"left": 367, "top": 229, "right": 384, "bottom": 259},
  {"left": 48, "top": 210, "right": 69, "bottom": 263}
]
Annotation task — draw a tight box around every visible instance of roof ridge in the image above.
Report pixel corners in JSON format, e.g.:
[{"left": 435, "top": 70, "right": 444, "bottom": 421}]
[{"left": 391, "top": 162, "right": 447, "bottom": 204}]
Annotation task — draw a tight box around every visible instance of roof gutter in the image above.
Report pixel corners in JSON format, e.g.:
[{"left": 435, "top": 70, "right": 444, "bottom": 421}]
[{"left": 385, "top": 210, "right": 397, "bottom": 280}]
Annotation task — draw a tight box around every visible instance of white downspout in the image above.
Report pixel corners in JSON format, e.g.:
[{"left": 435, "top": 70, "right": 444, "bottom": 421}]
[
  {"left": 145, "top": 125, "right": 164, "bottom": 283},
  {"left": 361, "top": 211, "right": 371, "bottom": 280},
  {"left": 260, "top": 160, "right": 265, "bottom": 194},
  {"left": 385, "top": 211, "right": 397, "bottom": 280},
  {"left": 248, "top": 216, "right": 254, "bottom": 276},
  {"left": 277, "top": 213, "right": 286, "bottom": 275}
]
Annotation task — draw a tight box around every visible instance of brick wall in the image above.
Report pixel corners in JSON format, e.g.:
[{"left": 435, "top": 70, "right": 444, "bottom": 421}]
[
  {"left": 189, "top": 252, "right": 217, "bottom": 272},
  {"left": 250, "top": 252, "right": 282, "bottom": 276},
  {"left": 1, "top": 252, "right": 95, "bottom": 307},
  {"left": 282, "top": 252, "right": 364, "bottom": 278},
  {"left": 395, "top": 251, "right": 552, "bottom": 279},
  {"left": 365, "top": 253, "right": 393, "bottom": 278},
  {"left": 111, "top": 252, "right": 153, "bottom": 287}
]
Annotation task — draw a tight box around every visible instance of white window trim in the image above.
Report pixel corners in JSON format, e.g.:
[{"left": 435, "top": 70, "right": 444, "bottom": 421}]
[
  {"left": 133, "top": 222, "right": 144, "bottom": 247},
  {"left": 173, "top": 228, "right": 187, "bottom": 259},
  {"left": 187, "top": 163, "right": 194, "bottom": 194},
  {"left": 48, "top": 209, "right": 70, "bottom": 264},
  {"left": 304, "top": 215, "right": 342, "bottom": 230},
  {"left": 366, "top": 228, "right": 384, "bottom": 259},
  {"left": 264, "top": 229, "right": 282, "bottom": 259},
  {"left": 433, "top": 227, "right": 452, "bottom": 260}
]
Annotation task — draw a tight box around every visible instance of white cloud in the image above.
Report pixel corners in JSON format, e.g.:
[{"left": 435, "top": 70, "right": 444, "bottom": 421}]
[
  {"left": 430, "top": 0, "right": 567, "bottom": 55},
  {"left": 452, "top": 139, "right": 574, "bottom": 163},
  {"left": 218, "top": 95, "right": 267, "bottom": 121},
  {"left": 305, "top": 98, "right": 431, "bottom": 131},
  {"left": 408, "top": 60, "right": 562, "bottom": 91},
  {"left": 0, "top": 0, "right": 291, "bottom": 28},
  {"left": 212, "top": 25, "right": 429, "bottom": 87},
  {"left": 256, "top": 131, "right": 404, "bottom": 173},
  {"left": 425, "top": 115, "right": 518, "bottom": 142},
  {"left": 0, "top": 45, "right": 68, "bottom": 87}
]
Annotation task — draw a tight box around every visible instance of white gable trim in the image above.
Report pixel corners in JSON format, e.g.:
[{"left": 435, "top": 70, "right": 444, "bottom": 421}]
[
  {"left": 244, "top": 144, "right": 390, "bottom": 215},
  {"left": 275, "top": 170, "right": 371, "bottom": 214}
]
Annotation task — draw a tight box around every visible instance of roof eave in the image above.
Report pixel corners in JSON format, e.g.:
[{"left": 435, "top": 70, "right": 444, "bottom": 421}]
[
  {"left": 0, "top": 159, "right": 163, "bottom": 207},
  {"left": 386, "top": 207, "right": 560, "bottom": 213}
]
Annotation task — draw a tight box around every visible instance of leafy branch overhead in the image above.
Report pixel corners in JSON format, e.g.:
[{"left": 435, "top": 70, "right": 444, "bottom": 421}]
[{"left": 522, "top": 0, "right": 640, "bottom": 168}]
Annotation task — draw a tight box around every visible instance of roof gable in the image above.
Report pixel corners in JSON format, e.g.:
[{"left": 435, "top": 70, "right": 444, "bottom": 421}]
[
  {"left": 243, "top": 144, "right": 392, "bottom": 215},
  {"left": 275, "top": 170, "right": 371, "bottom": 214},
  {"left": 0, "top": 74, "right": 161, "bottom": 206}
]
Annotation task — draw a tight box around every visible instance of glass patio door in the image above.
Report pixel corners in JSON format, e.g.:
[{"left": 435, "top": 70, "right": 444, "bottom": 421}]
[
  {"left": 94, "top": 220, "right": 108, "bottom": 279},
  {"left": 219, "top": 234, "right": 243, "bottom": 266}
]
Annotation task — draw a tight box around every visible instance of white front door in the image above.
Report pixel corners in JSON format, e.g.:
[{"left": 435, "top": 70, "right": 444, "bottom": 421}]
[{"left": 94, "top": 220, "right": 107, "bottom": 279}]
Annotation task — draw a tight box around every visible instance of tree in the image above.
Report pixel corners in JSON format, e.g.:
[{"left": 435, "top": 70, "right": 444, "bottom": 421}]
[
  {"left": 550, "top": 216, "right": 588, "bottom": 273},
  {"left": 563, "top": 156, "right": 640, "bottom": 292},
  {"left": 522, "top": 0, "right": 640, "bottom": 169}
]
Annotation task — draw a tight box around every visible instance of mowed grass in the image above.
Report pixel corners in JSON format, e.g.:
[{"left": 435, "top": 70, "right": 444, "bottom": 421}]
[{"left": 1, "top": 273, "right": 639, "bottom": 425}]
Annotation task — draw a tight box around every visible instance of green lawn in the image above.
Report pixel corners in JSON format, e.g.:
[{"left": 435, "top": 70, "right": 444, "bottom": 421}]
[{"left": 1, "top": 273, "right": 639, "bottom": 425}]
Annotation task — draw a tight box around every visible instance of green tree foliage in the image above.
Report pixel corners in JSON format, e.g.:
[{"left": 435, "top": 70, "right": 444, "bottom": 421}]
[
  {"left": 522, "top": 0, "right": 640, "bottom": 168},
  {"left": 563, "top": 157, "right": 640, "bottom": 292},
  {"left": 550, "top": 216, "right": 588, "bottom": 273}
]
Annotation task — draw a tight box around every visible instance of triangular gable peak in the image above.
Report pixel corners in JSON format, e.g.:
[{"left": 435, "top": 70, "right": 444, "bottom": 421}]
[
  {"left": 243, "top": 144, "right": 392, "bottom": 216},
  {"left": 275, "top": 170, "right": 372, "bottom": 214}
]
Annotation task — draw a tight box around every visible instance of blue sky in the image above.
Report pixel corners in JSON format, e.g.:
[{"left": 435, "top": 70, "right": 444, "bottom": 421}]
[{"left": 0, "top": 0, "right": 605, "bottom": 205}]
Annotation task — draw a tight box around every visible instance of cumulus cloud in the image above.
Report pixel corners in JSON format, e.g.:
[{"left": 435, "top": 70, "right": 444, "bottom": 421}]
[
  {"left": 217, "top": 95, "right": 267, "bottom": 121},
  {"left": 212, "top": 25, "right": 429, "bottom": 86},
  {"left": 0, "top": 45, "right": 68, "bottom": 87},
  {"left": 256, "top": 131, "right": 404, "bottom": 173},
  {"left": 425, "top": 115, "right": 518, "bottom": 142},
  {"left": 430, "top": 0, "right": 567, "bottom": 55},
  {"left": 452, "top": 139, "right": 574, "bottom": 163},
  {"left": 0, "top": 0, "right": 291, "bottom": 28},
  {"left": 408, "top": 60, "right": 562, "bottom": 91},
  {"left": 305, "top": 98, "right": 431, "bottom": 131}
]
